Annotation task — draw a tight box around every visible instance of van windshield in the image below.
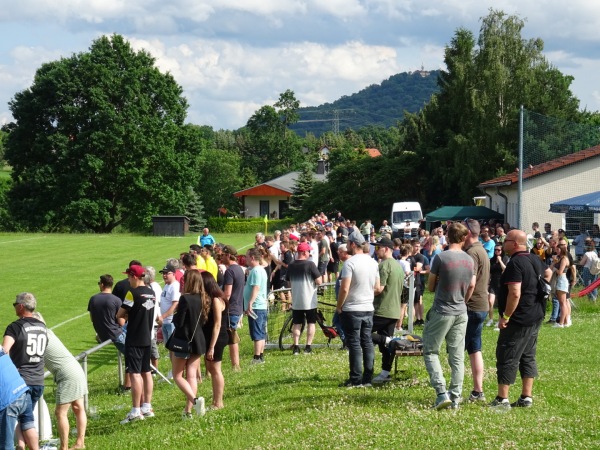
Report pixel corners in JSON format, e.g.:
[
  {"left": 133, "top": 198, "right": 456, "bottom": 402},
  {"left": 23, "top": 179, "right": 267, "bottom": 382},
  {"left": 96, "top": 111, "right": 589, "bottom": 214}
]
[{"left": 392, "top": 211, "right": 421, "bottom": 223}]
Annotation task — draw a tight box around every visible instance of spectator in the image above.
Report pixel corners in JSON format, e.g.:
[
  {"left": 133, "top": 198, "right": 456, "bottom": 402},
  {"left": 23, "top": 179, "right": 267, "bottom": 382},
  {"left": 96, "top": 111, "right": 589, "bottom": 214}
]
[
  {"left": 572, "top": 223, "right": 589, "bottom": 260},
  {"left": 480, "top": 226, "right": 495, "bottom": 258},
  {"left": 463, "top": 219, "right": 490, "bottom": 403},
  {"left": 221, "top": 245, "right": 245, "bottom": 371},
  {"left": 579, "top": 239, "right": 598, "bottom": 301},
  {"left": 200, "top": 272, "right": 228, "bottom": 409},
  {"left": 33, "top": 313, "right": 87, "bottom": 450},
  {"left": 379, "top": 220, "right": 392, "bottom": 237},
  {"left": 157, "top": 264, "right": 181, "bottom": 379},
  {"left": 370, "top": 237, "right": 404, "bottom": 384},
  {"left": 198, "top": 227, "right": 216, "bottom": 248},
  {"left": 144, "top": 266, "right": 162, "bottom": 373},
  {"left": 336, "top": 231, "right": 381, "bottom": 387},
  {"left": 487, "top": 245, "right": 508, "bottom": 327},
  {"left": 172, "top": 270, "right": 207, "bottom": 418},
  {"left": 288, "top": 242, "right": 323, "bottom": 354},
  {"left": 409, "top": 239, "right": 429, "bottom": 326},
  {"left": 112, "top": 260, "right": 142, "bottom": 301},
  {"left": 0, "top": 347, "right": 35, "bottom": 450},
  {"left": 360, "top": 219, "right": 374, "bottom": 242},
  {"left": 244, "top": 248, "right": 269, "bottom": 364},
  {"left": 423, "top": 223, "right": 475, "bottom": 410},
  {"left": 551, "top": 243, "right": 571, "bottom": 328},
  {"left": 531, "top": 222, "right": 542, "bottom": 239},
  {"left": 490, "top": 230, "right": 551, "bottom": 409},
  {"left": 2, "top": 292, "right": 48, "bottom": 449},
  {"left": 116, "top": 265, "right": 156, "bottom": 424}
]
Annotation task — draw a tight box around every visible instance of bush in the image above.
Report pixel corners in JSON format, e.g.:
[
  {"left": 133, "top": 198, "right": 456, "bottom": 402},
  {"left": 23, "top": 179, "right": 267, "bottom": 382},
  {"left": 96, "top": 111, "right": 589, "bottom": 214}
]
[{"left": 207, "top": 217, "right": 294, "bottom": 233}]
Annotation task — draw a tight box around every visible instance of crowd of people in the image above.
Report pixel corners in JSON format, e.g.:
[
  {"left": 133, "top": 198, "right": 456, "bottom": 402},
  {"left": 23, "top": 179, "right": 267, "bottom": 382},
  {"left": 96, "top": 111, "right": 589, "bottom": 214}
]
[{"left": 2, "top": 215, "right": 597, "bottom": 448}]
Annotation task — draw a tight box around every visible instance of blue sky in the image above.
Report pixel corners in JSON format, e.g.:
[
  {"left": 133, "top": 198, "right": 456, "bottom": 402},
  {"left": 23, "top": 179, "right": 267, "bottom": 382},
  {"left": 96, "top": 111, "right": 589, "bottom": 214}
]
[{"left": 1, "top": 0, "right": 599, "bottom": 130}]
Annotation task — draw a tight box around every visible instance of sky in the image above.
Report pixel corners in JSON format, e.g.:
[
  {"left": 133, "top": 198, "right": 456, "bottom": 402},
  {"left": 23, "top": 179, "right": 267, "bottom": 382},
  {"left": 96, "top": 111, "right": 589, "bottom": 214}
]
[{"left": 1, "top": 0, "right": 600, "bottom": 131}]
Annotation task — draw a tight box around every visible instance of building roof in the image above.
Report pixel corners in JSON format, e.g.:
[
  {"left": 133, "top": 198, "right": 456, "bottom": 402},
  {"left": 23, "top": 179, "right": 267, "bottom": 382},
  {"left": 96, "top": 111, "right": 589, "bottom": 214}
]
[
  {"left": 365, "top": 148, "right": 382, "bottom": 157},
  {"left": 478, "top": 144, "right": 600, "bottom": 188},
  {"left": 234, "top": 171, "right": 327, "bottom": 197}
]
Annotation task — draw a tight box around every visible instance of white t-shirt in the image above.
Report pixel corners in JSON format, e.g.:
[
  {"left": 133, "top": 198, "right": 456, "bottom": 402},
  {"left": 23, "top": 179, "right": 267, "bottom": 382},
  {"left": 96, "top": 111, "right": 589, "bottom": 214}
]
[
  {"left": 269, "top": 240, "right": 281, "bottom": 261},
  {"left": 398, "top": 259, "right": 412, "bottom": 287},
  {"left": 160, "top": 281, "right": 181, "bottom": 324},
  {"left": 340, "top": 253, "right": 379, "bottom": 312},
  {"left": 310, "top": 240, "right": 319, "bottom": 266},
  {"left": 150, "top": 281, "right": 162, "bottom": 338}
]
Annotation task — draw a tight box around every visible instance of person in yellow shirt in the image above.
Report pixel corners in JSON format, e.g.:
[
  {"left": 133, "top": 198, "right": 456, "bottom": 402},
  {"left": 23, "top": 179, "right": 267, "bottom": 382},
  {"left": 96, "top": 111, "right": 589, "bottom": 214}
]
[
  {"left": 189, "top": 244, "right": 207, "bottom": 271},
  {"left": 200, "top": 246, "right": 219, "bottom": 280}
]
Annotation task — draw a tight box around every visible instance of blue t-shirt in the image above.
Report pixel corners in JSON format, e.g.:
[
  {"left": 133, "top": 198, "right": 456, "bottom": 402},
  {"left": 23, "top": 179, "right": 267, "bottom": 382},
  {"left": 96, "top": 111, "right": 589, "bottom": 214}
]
[
  {"left": 0, "top": 352, "right": 29, "bottom": 411},
  {"left": 243, "top": 266, "right": 268, "bottom": 311},
  {"left": 481, "top": 239, "right": 495, "bottom": 258}
]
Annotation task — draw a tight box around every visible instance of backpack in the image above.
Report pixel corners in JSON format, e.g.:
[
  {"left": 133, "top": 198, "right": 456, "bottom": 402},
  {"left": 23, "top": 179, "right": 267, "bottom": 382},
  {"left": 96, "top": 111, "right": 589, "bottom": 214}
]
[
  {"left": 389, "top": 334, "right": 423, "bottom": 352},
  {"left": 526, "top": 254, "right": 551, "bottom": 302},
  {"left": 590, "top": 257, "right": 600, "bottom": 276}
]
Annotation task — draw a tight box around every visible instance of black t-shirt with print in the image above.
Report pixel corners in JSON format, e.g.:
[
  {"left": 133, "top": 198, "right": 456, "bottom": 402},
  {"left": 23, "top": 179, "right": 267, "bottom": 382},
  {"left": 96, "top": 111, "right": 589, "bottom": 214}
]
[{"left": 122, "top": 285, "right": 156, "bottom": 347}]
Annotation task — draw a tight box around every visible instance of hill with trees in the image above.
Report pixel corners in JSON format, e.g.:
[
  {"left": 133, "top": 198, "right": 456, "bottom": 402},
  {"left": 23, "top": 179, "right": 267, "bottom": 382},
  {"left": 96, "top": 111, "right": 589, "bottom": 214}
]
[{"left": 290, "top": 69, "right": 440, "bottom": 136}]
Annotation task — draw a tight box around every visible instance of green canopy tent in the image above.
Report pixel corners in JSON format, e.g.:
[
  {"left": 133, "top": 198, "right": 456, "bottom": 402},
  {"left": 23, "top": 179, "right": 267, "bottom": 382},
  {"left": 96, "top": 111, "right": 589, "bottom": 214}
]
[{"left": 425, "top": 206, "right": 504, "bottom": 230}]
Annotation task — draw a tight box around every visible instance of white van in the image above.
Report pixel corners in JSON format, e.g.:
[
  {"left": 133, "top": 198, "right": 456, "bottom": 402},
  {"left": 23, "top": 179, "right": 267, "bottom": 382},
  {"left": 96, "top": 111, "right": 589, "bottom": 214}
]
[{"left": 391, "top": 202, "right": 423, "bottom": 238}]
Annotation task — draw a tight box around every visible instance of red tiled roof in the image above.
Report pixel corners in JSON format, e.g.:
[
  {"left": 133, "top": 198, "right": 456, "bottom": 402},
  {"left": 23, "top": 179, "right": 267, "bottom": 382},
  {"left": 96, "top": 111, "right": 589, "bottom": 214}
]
[
  {"left": 478, "top": 144, "right": 600, "bottom": 187},
  {"left": 365, "top": 148, "right": 381, "bottom": 157}
]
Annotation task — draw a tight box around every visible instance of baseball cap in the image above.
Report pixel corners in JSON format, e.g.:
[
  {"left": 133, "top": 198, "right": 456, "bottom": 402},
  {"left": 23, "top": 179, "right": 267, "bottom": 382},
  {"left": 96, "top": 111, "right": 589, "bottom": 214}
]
[
  {"left": 371, "top": 236, "right": 394, "bottom": 249},
  {"left": 297, "top": 242, "right": 311, "bottom": 252},
  {"left": 221, "top": 245, "right": 237, "bottom": 256},
  {"left": 558, "top": 228, "right": 565, "bottom": 234},
  {"left": 348, "top": 230, "right": 365, "bottom": 245},
  {"left": 124, "top": 265, "right": 145, "bottom": 278},
  {"left": 159, "top": 264, "right": 177, "bottom": 274}
]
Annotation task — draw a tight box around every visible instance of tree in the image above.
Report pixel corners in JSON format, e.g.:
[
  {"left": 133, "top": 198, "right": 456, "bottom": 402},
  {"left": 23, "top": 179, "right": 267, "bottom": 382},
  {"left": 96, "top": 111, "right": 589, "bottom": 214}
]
[
  {"left": 185, "top": 188, "right": 206, "bottom": 232},
  {"left": 274, "top": 89, "right": 300, "bottom": 137},
  {"left": 403, "top": 9, "right": 581, "bottom": 205},
  {"left": 4, "top": 34, "right": 191, "bottom": 232},
  {"left": 288, "top": 163, "right": 315, "bottom": 221}
]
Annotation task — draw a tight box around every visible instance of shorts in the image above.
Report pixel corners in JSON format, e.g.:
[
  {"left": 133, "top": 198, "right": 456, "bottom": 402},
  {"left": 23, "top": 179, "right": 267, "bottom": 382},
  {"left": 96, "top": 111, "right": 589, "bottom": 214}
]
[
  {"left": 556, "top": 274, "right": 569, "bottom": 293},
  {"left": 414, "top": 287, "right": 423, "bottom": 304},
  {"left": 465, "top": 310, "right": 488, "bottom": 354},
  {"left": 248, "top": 309, "right": 268, "bottom": 341},
  {"left": 318, "top": 261, "right": 328, "bottom": 276},
  {"left": 162, "top": 322, "right": 175, "bottom": 345},
  {"left": 150, "top": 338, "right": 160, "bottom": 360},
  {"left": 125, "top": 345, "right": 152, "bottom": 374},
  {"left": 20, "top": 386, "right": 43, "bottom": 432},
  {"left": 400, "top": 286, "right": 409, "bottom": 304},
  {"left": 327, "top": 260, "right": 338, "bottom": 274},
  {"left": 496, "top": 320, "right": 542, "bottom": 385},
  {"left": 488, "top": 282, "right": 500, "bottom": 296},
  {"left": 292, "top": 308, "right": 318, "bottom": 325},
  {"left": 0, "top": 391, "right": 30, "bottom": 446},
  {"left": 203, "top": 329, "right": 228, "bottom": 362},
  {"left": 228, "top": 314, "right": 242, "bottom": 330}
]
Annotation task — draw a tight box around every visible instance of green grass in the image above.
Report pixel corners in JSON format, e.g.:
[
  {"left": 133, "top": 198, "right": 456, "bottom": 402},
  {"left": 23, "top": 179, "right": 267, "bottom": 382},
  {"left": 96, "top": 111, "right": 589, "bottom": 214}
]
[{"left": 2, "top": 233, "right": 600, "bottom": 449}]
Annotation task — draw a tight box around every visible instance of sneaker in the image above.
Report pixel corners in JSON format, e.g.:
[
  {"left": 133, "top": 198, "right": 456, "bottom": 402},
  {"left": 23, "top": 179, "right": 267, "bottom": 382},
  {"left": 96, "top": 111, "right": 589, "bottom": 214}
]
[
  {"left": 250, "top": 358, "right": 265, "bottom": 365},
  {"left": 167, "top": 370, "right": 173, "bottom": 380},
  {"left": 372, "top": 373, "right": 392, "bottom": 384},
  {"left": 361, "top": 383, "right": 373, "bottom": 388},
  {"left": 450, "top": 399, "right": 461, "bottom": 410},
  {"left": 511, "top": 396, "right": 533, "bottom": 408},
  {"left": 489, "top": 397, "right": 511, "bottom": 410},
  {"left": 194, "top": 397, "right": 206, "bottom": 416},
  {"left": 468, "top": 391, "right": 486, "bottom": 403},
  {"left": 141, "top": 408, "right": 155, "bottom": 418},
  {"left": 120, "top": 412, "right": 144, "bottom": 424},
  {"left": 552, "top": 322, "right": 564, "bottom": 328},
  {"left": 292, "top": 345, "right": 300, "bottom": 355},
  {"left": 486, "top": 319, "right": 494, "bottom": 327},
  {"left": 339, "top": 379, "right": 362, "bottom": 388},
  {"left": 433, "top": 393, "right": 452, "bottom": 410},
  {"left": 546, "top": 319, "right": 556, "bottom": 325},
  {"left": 565, "top": 318, "right": 572, "bottom": 327},
  {"left": 303, "top": 346, "right": 312, "bottom": 354}
]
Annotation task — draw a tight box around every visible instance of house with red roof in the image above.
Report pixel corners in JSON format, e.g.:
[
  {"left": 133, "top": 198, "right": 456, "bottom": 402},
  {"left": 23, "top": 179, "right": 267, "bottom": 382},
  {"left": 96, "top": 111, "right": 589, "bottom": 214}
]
[{"left": 477, "top": 144, "right": 600, "bottom": 234}]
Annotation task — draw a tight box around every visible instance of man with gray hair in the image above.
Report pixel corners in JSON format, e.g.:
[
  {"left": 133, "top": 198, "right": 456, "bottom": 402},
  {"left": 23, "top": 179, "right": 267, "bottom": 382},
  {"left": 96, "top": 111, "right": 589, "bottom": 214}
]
[{"left": 3, "top": 292, "right": 48, "bottom": 449}]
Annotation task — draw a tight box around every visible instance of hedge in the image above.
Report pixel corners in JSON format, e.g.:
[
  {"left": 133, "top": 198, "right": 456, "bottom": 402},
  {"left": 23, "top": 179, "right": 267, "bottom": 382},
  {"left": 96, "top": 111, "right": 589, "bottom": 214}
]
[{"left": 206, "top": 217, "right": 295, "bottom": 233}]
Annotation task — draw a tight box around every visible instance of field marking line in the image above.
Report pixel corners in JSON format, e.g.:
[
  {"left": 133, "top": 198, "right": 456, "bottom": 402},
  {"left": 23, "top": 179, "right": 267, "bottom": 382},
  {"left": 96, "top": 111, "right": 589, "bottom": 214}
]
[
  {"left": 51, "top": 312, "right": 89, "bottom": 330},
  {"left": 0, "top": 236, "right": 47, "bottom": 245}
]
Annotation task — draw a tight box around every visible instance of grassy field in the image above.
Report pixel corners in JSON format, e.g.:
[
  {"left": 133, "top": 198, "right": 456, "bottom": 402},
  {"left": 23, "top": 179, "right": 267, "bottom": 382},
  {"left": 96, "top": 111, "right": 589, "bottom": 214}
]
[{"left": 2, "top": 233, "right": 600, "bottom": 449}]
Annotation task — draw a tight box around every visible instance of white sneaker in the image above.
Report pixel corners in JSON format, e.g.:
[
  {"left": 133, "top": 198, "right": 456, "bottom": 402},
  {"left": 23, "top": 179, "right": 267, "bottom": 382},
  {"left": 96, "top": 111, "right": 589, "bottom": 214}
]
[
  {"left": 552, "top": 322, "right": 564, "bottom": 328},
  {"left": 194, "top": 397, "right": 206, "bottom": 416},
  {"left": 372, "top": 373, "right": 392, "bottom": 384},
  {"left": 120, "top": 412, "right": 144, "bottom": 424},
  {"left": 141, "top": 408, "right": 155, "bottom": 418},
  {"left": 486, "top": 319, "right": 494, "bottom": 327},
  {"left": 565, "top": 319, "right": 572, "bottom": 327}
]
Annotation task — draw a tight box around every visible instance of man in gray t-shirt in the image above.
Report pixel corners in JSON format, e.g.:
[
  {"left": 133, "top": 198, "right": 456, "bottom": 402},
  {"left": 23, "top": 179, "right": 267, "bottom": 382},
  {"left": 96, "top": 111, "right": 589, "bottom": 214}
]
[{"left": 423, "top": 223, "right": 475, "bottom": 410}]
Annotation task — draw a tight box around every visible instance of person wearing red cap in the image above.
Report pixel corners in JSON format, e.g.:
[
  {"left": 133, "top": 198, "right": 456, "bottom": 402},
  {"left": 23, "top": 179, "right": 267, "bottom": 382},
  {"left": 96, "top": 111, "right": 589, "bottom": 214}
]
[{"left": 117, "top": 265, "right": 157, "bottom": 424}]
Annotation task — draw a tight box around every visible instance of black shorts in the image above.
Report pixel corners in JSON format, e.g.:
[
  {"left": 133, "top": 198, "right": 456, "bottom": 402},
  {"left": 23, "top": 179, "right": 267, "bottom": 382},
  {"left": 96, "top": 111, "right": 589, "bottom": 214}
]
[
  {"left": 318, "top": 261, "right": 328, "bottom": 276},
  {"left": 327, "top": 261, "right": 338, "bottom": 273},
  {"left": 496, "top": 320, "right": 542, "bottom": 385},
  {"left": 125, "top": 345, "right": 151, "bottom": 374},
  {"left": 400, "top": 286, "right": 409, "bottom": 304},
  {"left": 292, "top": 308, "right": 318, "bottom": 325}
]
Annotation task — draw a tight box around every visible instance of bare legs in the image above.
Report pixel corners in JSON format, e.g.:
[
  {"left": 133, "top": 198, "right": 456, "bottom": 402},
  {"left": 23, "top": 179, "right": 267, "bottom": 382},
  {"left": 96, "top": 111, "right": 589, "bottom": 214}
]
[
  {"left": 172, "top": 355, "right": 201, "bottom": 413},
  {"left": 469, "top": 351, "right": 484, "bottom": 393},
  {"left": 55, "top": 399, "right": 87, "bottom": 450},
  {"left": 228, "top": 342, "right": 240, "bottom": 370},
  {"left": 557, "top": 291, "right": 569, "bottom": 325},
  {"left": 487, "top": 293, "right": 496, "bottom": 322},
  {"left": 205, "top": 359, "right": 225, "bottom": 409}
]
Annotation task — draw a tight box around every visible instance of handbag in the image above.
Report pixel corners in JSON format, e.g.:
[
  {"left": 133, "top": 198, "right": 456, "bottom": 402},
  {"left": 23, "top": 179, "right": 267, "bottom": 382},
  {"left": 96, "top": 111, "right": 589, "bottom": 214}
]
[
  {"left": 165, "top": 310, "right": 202, "bottom": 353},
  {"left": 227, "top": 315, "right": 240, "bottom": 345}
]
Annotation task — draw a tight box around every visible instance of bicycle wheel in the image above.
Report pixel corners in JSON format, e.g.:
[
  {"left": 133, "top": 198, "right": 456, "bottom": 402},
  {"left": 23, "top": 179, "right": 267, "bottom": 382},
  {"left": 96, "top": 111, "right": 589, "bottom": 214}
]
[{"left": 278, "top": 313, "right": 305, "bottom": 350}]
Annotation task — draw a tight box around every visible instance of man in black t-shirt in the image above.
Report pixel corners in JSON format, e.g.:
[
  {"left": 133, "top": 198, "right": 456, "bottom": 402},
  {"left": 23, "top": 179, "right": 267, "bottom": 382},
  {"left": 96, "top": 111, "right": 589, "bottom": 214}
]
[
  {"left": 3, "top": 292, "right": 47, "bottom": 449},
  {"left": 222, "top": 245, "right": 246, "bottom": 371},
  {"left": 112, "top": 259, "right": 142, "bottom": 301},
  {"left": 88, "top": 274, "right": 125, "bottom": 344},
  {"left": 117, "top": 265, "right": 156, "bottom": 424},
  {"left": 491, "top": 230, "right": 551, "bottom": 410}
]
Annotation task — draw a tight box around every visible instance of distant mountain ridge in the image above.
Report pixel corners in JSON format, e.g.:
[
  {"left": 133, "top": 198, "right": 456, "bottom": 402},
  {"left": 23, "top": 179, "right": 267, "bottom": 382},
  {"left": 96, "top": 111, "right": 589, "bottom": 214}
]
[{"left": 291, "top": 69, "right": 440, "bottom": 136}]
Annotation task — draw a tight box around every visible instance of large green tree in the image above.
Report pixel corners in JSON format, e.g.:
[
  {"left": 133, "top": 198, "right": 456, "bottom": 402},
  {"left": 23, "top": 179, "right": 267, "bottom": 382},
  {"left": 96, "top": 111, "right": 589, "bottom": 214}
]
[
  {"left": 404, "top": 9, "right": 581, "bottom": 206},
  {"left": 4, "top": 34, "right": 191, "bottom": 232}
]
